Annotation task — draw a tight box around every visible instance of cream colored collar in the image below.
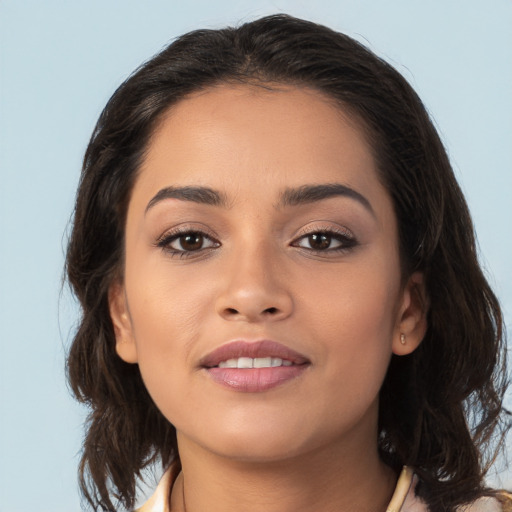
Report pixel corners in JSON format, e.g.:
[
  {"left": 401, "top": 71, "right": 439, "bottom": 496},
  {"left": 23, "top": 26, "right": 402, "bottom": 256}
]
[{"left": 386, "top": 466, "right": 414, "bottom": 512}]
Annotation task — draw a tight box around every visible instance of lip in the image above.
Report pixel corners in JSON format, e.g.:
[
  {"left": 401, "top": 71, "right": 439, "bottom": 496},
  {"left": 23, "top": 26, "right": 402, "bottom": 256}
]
[{"left": 200, "top": 340, "right": 310, "bottom": 392}]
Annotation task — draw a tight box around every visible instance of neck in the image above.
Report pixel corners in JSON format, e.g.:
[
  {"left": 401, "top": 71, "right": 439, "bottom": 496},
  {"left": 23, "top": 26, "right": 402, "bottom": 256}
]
[{"left": 171, "top": 431, "right": 396, "bottom": 512}]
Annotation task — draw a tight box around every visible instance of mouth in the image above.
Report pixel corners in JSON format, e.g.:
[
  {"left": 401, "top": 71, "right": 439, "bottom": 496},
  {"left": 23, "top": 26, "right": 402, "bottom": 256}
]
[
  {"left": 200, "top": 340, "right": 310, "bottom": 392},
  {"left": 217, "top": 356, "right": 294, "bottom": 368}
]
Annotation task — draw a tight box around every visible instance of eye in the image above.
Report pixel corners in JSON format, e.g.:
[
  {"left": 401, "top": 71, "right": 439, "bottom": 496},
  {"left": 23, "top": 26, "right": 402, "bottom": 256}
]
[
  {"left": 157, "top": 230, "right": 220, "bottom": 255},
  {"left": 292, "top": 229, "right": 357, "bottom": 252}
]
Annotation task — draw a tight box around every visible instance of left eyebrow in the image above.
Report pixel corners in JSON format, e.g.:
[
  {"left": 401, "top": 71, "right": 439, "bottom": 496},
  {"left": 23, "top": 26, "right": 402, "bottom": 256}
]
[{"left": 278, "top": 183, "right": 375, "bottom": 216}]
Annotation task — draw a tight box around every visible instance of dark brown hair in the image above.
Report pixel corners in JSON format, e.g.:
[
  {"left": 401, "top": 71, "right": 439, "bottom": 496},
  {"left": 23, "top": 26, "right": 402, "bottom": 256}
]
[{"left": 66, "top": 14, "right": 510, "bottom": 511}]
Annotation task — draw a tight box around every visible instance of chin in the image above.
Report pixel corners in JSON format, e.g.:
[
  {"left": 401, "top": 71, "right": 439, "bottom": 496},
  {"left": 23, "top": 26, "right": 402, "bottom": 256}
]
[{"left": 179, "top": 415, "right": 315, "bottom": 463}]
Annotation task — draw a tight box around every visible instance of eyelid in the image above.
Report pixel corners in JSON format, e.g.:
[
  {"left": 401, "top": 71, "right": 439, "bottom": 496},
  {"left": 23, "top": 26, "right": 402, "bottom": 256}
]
[
  {"left": 154, "top": 223, "right": 220, "bottom": 256},
  {"left": 290, "top": 222, "right": 358, "bottom": 253},
  {"left": 155, "top": 222, "right": 217, "bottom": 241},
  {"left": 293, "top": 222, "right": 355, "bottom": 240}
]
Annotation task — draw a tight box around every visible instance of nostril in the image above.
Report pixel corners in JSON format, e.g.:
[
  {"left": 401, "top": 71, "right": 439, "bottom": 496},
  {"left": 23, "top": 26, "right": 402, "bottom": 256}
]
[
  {"left": 226, "top": 308, "right": 239, "bottom": 315},
  {"left": 264, "top": 307, "right": 278, "bottom": 314}
]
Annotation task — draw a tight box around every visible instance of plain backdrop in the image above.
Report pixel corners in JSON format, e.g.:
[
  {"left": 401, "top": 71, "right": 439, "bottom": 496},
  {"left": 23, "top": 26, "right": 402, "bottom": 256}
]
[{"left": 1, "top": 1, "right": 511, "bottom": 510}]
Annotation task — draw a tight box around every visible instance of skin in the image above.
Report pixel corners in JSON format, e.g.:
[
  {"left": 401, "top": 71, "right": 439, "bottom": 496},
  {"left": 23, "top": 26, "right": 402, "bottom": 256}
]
[{"left": 110, "top": 84, "right": 427, "bottom": 511}]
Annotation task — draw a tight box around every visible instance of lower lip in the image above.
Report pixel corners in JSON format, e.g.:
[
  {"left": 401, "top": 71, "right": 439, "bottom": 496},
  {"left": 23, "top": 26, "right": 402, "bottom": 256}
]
[{"left": 205, "top": 365, "right": 308, "bottom": 392}]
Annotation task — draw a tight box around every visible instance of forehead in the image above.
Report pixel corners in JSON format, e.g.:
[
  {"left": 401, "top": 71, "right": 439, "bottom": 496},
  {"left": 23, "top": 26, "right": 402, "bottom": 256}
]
[{"left": 135, "top": 83, "right": 383, "bottom": 205}]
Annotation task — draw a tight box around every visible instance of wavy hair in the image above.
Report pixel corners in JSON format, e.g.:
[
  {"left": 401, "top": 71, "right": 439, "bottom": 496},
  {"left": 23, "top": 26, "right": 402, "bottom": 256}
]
[{"left": 66, "top": 14, "right": 510, "bottom": 511}]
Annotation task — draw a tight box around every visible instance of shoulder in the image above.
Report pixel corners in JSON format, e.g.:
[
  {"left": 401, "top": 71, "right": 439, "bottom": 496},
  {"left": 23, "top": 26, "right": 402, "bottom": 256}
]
[
  {"left": 456, "top": 495, "right": 508, "bottom": 512},
  {"left": 135, "top": 467, "right": 174, "bottom": 512},
  {"left": 398, "top": 468, "right": 510, "bottom": 512},
  {"left": 457, "top": 491, "right": 512, "bottom": 512},
  {"left": 402, "top": 488, "right": 506, "bottom": 512}
]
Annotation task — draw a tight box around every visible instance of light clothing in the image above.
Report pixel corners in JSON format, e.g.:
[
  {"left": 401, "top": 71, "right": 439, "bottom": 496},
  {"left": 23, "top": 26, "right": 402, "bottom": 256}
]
[
  {"left": 137, "top": 468, "right": 174, "bottom": 512},
  {"left": 137, "top": 465, "right": 505, "bottom": 512}
]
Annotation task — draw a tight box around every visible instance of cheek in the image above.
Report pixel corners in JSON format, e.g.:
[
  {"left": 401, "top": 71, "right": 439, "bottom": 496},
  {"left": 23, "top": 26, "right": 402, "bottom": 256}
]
[
  {"left": 126, "top": 255, "right": 213, "bottom": 342},
  {"left": 301, "top": 285, "right": 397, "bottom": 437},
  {"left": 302, "top": 259, "right": 401, "bottom": 389},
  {"left": 122, "top": 259, "right": 216, "bottom": 408},
  {"left": 302, "top": 258, "right": 401, "bottom": 335}
]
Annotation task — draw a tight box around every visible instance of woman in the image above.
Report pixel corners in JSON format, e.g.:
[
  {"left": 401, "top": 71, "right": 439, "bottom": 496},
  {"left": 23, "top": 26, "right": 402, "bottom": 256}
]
[{"left": 66, "top": 14, "right": 511, "bottom": 512}]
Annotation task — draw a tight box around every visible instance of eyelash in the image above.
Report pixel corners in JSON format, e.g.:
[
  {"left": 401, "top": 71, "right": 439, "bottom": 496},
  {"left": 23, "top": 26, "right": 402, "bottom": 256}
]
[
  {"left": 155, "top": 228, "right": 220, "bottom": 258},
  {"left": 156, "top": 227, "right": 357, "bottom": 258},
  {"left": 291, "top": 227, "right": 357, "bottom": 254}
]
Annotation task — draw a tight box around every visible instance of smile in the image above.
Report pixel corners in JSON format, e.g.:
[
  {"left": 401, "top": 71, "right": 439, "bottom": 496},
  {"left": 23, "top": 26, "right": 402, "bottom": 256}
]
[
  {"left": 217, "top": 357, "right": 293, "bottom": 368},
  {"left": 201, "top": 340, "right": 310, "bottom": 392}
]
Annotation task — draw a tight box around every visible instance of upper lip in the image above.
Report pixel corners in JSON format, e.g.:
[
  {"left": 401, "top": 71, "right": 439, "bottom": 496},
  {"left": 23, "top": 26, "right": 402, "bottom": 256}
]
[{"left": 199, "top": 340, "right": 310, "bottom": 368}]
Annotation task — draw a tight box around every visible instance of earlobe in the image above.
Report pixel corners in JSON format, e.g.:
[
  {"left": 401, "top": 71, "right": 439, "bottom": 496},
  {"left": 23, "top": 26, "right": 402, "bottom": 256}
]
[
  {"left": 108, "top": 281, "right": 139, "bottom": 364},
  {"left": 393, "top": 272, "right": 428, "bottom": 356}
]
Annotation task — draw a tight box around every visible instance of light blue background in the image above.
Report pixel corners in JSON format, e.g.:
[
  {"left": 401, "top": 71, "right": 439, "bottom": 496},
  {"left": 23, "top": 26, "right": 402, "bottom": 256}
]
[{"left": 1, "top": 1, "right": 511, "bottom": 510}]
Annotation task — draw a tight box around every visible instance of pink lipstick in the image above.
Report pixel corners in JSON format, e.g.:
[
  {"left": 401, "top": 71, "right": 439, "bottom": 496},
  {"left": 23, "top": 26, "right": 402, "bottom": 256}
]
[{"left": 200, "top": 340, "right": 310, "bottom": 392}]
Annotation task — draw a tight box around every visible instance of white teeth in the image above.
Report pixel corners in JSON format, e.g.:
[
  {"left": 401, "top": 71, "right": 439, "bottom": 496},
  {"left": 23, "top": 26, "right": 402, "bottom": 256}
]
[
  {"left": 238, "top": 357, "right": 253, "bottom": 368},
  {"left": 217, "top": 356, "right": 293, "bottom": 369},
  {"left": 253, "top": 357, "right": 272, "bottom": 368},
  {"left": 218, "top": 358, "right": 238, "bottom": 368}
]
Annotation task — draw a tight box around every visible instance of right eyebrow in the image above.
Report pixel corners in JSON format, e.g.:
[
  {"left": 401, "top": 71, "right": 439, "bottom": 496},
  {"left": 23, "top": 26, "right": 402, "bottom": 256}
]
[{"left": 145, "top": 186, "right": 228, "bottom": 214}]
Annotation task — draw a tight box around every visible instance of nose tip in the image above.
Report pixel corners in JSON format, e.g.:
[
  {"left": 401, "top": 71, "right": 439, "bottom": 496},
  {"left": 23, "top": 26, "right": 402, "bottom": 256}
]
[{"left": 216, "top": 275, "right": 293, "bottom": 323}]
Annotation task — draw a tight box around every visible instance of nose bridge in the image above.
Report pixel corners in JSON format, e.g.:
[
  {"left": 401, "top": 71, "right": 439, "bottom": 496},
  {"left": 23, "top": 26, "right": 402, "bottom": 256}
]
[{"left": 216, "top": 236, "right": 293, "bottom": 322}]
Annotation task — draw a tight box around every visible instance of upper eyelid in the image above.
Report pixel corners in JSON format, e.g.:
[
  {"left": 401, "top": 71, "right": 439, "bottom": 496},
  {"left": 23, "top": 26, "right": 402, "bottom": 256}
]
[
  {"left": 155, "top": 223, "right": 219, "bottom": 243},
  {"left": 163, "top": 231, "right": 218, "bottom": 244},
  {"left": 292, "top": 230, "right": 356, "bottom": 246},
  {"left": 292, "top": 223, "right": 355, "bottom": 239}
]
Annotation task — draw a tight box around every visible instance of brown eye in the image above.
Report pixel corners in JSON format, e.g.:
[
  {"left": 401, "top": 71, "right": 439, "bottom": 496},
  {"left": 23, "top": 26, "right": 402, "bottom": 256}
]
[
  {"left": 159, "top": 230, "right": 219, "bottom": 254},
  {"left": 292, "top": 229, "right": 357, "bottom": 253},
  {"left": 308, "top": 233, "right": 332, "bottom": 250},
  {"left": 179, "top": 233, "right": 204, "bottom": 251}
]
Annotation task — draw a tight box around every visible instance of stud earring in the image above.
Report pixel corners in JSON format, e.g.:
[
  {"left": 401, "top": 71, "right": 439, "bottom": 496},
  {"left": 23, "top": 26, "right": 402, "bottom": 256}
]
[{"left": 400, "top": 333, "right": 406, "bottom": 345}]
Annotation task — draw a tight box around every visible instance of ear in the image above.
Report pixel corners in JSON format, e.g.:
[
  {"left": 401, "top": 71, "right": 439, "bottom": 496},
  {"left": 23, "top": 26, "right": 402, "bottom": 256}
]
[
  {"left": 392, "top": 272, "right": 428, "bottom": 356},
  {"left": 108, "top": 281, "right": 138, "bottom": 363}
]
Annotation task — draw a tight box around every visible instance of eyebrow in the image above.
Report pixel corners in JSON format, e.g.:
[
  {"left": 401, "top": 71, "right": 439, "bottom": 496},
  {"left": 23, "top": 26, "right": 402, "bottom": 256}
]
[
  {"left": 145, "top": 182, "right": 374, "bottom": 216},
  {"left": 145, "top": 186, "right": 228, "bottom": 213},
  {"left": 279, "top": 183, "right": 374, "bottom": 216}
]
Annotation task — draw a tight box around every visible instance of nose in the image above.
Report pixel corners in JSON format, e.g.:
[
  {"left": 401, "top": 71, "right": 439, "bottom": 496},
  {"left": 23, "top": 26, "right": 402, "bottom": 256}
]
[{"left": 215, "top": 245, "right": 293, "bottom": 323}]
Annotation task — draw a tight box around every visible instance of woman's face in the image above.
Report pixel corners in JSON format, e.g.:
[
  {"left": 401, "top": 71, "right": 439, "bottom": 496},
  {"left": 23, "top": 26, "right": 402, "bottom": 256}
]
[{"left": 110, "top": 84, "right": 425, "bottom": 462}]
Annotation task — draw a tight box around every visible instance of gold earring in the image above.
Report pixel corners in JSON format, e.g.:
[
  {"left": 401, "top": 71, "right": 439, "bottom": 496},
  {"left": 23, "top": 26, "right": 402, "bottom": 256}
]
[{"left": 400, "top": 333, "right": 406, "bottom": 345}]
